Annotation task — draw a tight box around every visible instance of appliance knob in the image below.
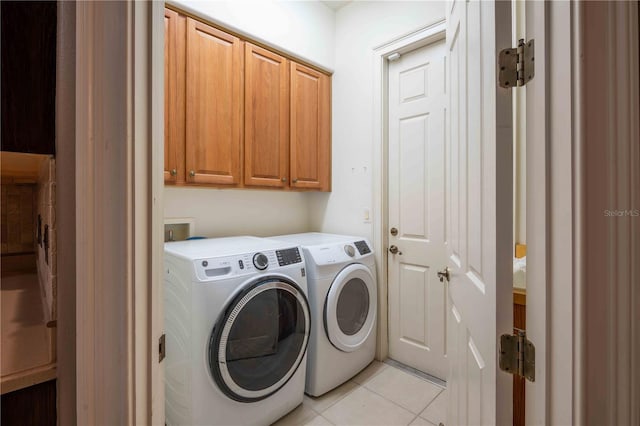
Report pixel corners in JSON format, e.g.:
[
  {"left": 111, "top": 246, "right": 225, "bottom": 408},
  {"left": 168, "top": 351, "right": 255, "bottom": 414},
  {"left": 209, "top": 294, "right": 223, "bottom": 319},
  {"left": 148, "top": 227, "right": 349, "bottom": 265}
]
[
  {"left": 344, "top": 245, "right": 355, "bottom": 257},
  {"left": 253, "top": 253, "right": 269, "bottom": 270}
]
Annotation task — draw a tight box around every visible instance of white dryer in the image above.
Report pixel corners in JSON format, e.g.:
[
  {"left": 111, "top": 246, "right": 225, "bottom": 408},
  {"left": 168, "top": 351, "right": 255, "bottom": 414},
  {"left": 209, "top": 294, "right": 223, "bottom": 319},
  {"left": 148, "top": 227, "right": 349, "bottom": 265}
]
[
  {"left": 164, "top": 236, "right": 311, "bottom": 426},
  {"left": 271, "top": 233, "right": 377, "bottom": 397}
]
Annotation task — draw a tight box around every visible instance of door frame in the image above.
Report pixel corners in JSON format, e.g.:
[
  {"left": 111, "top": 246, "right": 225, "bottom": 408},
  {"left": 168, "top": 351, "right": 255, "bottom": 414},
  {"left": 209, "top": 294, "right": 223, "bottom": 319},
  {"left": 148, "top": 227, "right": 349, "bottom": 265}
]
[
  {"left": 75, "top": 1, "right": 165, "bottom": 424},
  {"left": 526, "top": 1, "right": 640, "bottom": 424},
  {"left": 371, "top": 20, "right": 446, "bottom": 360},
  {"left": 71, "top": 1, "right": 639, "bottom": 424},
  {"left": 576, "top": 5, "right": 640, "bottom": 423}
]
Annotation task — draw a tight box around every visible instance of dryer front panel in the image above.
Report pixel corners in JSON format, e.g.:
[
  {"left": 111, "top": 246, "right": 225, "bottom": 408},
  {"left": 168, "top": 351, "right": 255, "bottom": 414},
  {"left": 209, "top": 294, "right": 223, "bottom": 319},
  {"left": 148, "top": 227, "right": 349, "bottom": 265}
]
[
  {"left": 208, "top": 278, "right": 310, "bottom": 402},
  {"left": 324, "top": 264, "right": 377, "bottom": 352}
]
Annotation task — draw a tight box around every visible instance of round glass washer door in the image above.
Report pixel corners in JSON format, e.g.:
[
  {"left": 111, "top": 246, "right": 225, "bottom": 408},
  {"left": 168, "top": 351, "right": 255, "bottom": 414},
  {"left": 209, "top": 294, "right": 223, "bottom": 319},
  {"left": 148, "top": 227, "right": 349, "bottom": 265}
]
[
  {"left": 324, "top": 264, "right": 377, "bottom": 352},
  {"left": 208, "top": 278, "right": 310, "bottom": 402}
]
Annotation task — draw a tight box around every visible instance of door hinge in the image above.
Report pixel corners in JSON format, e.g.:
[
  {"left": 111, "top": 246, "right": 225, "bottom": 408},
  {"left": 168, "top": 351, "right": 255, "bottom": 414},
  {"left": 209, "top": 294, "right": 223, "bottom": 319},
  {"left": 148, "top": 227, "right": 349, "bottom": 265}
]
[
  {"left": 499, "top": 329, "right": 535, "bottom": 382},
  {"left": 159, "top": 334, "right": 166, "bottom": 363},
  {"left": 498, "top": 39, "right": 535, "bottom": 88}
]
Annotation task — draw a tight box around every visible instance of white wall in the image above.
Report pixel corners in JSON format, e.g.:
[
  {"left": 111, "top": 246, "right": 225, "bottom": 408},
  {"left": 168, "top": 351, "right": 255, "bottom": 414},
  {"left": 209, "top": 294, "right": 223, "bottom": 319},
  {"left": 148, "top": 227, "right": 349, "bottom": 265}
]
[
  {"left": 165, "top": 187, "right": 311, "bottom": 237},
  {"left": 164, "top": 0, "right": 335, "bottom": 238},
  {"left": 169, "top": 0, "right": 335, "bottom": 69},
  {"left": 309, "top": 1, "right": 446, "bottom": 241}
]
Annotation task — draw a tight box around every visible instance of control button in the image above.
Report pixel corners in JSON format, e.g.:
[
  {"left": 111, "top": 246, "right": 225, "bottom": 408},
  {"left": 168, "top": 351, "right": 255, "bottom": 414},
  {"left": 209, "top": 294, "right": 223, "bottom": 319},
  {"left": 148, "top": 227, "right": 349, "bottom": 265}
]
[
  {"left": 202, "top": 260, "right": 208, "bottom": 267},
  {"left": 238, "top": 260, "right": 244, "bottom": 269},
  {"left": 354, "top": 240, "right": 371, "bottom": 255},
  {"left": 253, "top": 252, "right": 269, "bottom": 270},
  {"left": 344, "top": 245, "right": 355, "bottom": 257}
]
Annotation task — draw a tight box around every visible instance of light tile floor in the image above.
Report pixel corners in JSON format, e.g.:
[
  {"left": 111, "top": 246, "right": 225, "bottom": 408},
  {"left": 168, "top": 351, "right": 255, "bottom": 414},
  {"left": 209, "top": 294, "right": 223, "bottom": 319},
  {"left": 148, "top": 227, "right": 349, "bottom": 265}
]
[{"left": 273, "top": 361, "right": 446, "bottom": 426}]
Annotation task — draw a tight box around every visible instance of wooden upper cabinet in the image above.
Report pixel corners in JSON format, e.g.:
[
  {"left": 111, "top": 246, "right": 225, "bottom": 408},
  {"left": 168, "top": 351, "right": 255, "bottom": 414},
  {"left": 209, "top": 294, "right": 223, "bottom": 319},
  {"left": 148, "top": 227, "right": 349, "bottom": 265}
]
[
  {"left": 290, "top": 62, "right": 331, "bottom": 191},
  {"left": 164, "top": 10, "right": 332, "bottom": 191},
  {"left": 185, "top": 18, "right": 242, "bottom": 185},
  {"left": 164, "top": 9, "right": 185, "bottom": 184},
  {"left": 244, "top": 43, "right": 289, "bottom": 188}
]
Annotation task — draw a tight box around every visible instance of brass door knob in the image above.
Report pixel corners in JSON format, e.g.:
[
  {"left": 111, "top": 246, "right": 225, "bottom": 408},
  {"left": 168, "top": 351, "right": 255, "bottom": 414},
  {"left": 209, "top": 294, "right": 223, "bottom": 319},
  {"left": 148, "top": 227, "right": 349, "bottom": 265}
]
[
  {"left": 389, "top": 245, "right": 402, "bottom": 255},
  {"left": 292, "top": 178, "right": 298, "bottom": 183},
  {"left": 170, "top": 168, "right": 177, "bottom": 176},
  {"left": 437, "top": 267, "right": 451, "bottom": 282},
  {"left": 189, "top": 170, "right": 195, "bottom": 177},
  {"left": 281, "top": 177, "right": 287, "bottom": 182}
]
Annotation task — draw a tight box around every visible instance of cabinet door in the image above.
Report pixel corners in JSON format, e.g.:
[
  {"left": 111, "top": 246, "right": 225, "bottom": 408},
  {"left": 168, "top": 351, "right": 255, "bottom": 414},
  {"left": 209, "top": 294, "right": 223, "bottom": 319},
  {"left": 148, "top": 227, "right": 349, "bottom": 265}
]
[
  {"left": 164, "top": 8, "right": 185, "bottom": 184},
  {"left": 290, "top": 62, "right": 331, "bottom": 191},
  {"left": 244, "top": 43, "right": 289, "bottom": 188},
  {"left": 185, "top": 19, "right": 242, "bottom": 185}
]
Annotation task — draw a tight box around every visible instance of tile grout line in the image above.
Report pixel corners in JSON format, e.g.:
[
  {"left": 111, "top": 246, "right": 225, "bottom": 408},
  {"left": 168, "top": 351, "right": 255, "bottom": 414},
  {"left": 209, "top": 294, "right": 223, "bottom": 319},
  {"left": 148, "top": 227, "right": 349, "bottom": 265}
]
[
  {"left": 310, "top": 381, "right": 361, "bottom": 415},
  {"left": 309, "top": 362, "right": 440, "bottom": 424},
  {"left": 353, "top": 362, "right": 390, "bottom": 384},
  {"left": 314, "top": 361, "right": 390, "bottom": 416},
  {"left": 359, "top": 380, "right": 435, "bottom": 419},
  {"left": 407, "top": 414, "right": 420, "bottom": 425},
  {"left": 417, "top": 388, "right": 445, "bottom": 422},
  {"left": 311, "top": 408, "right": 337, "bottom": 425},
  {"left": 360, "top": 365, "right": 444, "bottom": 417}
]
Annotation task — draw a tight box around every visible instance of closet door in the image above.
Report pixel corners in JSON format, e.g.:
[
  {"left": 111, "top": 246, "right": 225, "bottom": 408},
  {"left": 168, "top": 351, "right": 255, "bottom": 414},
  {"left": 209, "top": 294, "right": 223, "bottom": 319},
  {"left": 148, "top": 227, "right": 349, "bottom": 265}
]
[
  {"left": 185, "top": 18, "right": 242, "bottom": 185},
  {"left": 290, "top": 62, "right": 331, "bottom": 191},
  {"left": 244, "top": 43, "right": 289, "bottom": 188}
]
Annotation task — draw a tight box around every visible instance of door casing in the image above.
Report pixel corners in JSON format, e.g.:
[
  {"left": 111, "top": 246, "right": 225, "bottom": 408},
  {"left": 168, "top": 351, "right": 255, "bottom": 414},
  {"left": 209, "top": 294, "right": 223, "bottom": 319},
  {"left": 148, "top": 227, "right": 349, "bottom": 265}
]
[{"left": 371, "top": 21, "right": 446, "bottom": 361}]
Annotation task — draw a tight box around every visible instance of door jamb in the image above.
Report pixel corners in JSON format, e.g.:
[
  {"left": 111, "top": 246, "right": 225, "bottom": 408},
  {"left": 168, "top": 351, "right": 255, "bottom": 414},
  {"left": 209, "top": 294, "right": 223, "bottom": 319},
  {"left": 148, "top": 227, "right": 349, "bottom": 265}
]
[
  {"left": 525, "top": 2, "right": 640, "bottom": 424},
  {"left": 75, "top": 1, "right": 163, "bottom": 424},
  {"left": 371, "top": 21, "right": 446, "bottom": 360}
]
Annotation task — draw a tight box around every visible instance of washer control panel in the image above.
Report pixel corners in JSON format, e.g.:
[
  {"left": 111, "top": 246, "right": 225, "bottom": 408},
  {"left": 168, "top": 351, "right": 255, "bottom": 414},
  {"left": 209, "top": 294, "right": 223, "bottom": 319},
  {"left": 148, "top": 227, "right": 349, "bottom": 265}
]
[
  {"left": 276, "top": 247, "right": 302, "bottom": 266},
  {"left": 253, "top": 252, "right": 269, "bottom": 270},
  {"left": 193, "top": 247, "right": 302, "bottom": 281}
]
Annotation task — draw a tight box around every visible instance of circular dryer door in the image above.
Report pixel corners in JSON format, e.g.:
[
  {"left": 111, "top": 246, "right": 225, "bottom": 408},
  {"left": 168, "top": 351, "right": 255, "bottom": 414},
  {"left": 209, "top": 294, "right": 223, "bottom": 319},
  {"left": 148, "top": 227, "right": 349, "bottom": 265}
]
[
  {"left": 324, "top": 264, "right": 377, "bottom": 352},
  {"left": 208, "top": 278, "right": 310, "bottom": 402}
]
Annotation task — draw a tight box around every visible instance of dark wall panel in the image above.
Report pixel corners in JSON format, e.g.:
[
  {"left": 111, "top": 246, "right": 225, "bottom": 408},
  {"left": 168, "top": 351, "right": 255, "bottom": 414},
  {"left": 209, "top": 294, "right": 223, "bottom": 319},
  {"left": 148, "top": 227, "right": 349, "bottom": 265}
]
[
  {"left": 1, "top": 1, "right": 57, "bottom": 155},
  {"left": 1, "top": 380, "right": 56, "bottom": 426}
]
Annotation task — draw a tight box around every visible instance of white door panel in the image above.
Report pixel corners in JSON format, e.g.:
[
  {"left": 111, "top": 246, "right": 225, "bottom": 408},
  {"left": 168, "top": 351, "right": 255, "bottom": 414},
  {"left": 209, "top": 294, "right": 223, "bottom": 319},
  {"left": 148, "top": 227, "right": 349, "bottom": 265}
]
[
  {"left": 388, "top": 40, "right": 448, "bottom": 380},
  {"left": 445, "top": 0, "right": 513, "bottom": 425}
]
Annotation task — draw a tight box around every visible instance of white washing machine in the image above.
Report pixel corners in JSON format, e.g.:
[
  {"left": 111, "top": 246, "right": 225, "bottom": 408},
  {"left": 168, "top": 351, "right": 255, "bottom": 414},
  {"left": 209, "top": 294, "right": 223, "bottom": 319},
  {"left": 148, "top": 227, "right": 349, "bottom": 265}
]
[
  {"left": 164, "top": 236, "right": 311, "bottom": 426},
  {"left": 271, "top": 233, "right": 377, "bottom": 397}
]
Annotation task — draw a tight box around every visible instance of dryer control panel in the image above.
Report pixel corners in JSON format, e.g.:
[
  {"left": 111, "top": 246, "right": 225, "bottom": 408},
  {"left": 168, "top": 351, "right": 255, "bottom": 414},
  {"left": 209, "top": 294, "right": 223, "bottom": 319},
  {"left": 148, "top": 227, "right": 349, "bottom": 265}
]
[{"left": 307, "top": 239, "right": 374, "bottom": 266}]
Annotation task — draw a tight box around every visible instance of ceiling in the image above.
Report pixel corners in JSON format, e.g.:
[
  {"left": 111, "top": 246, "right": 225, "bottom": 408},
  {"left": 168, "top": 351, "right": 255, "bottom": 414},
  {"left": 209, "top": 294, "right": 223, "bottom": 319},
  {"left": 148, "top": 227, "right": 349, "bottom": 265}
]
[{"left": 320, "top": 1, "right": 352, "bottom": 11}]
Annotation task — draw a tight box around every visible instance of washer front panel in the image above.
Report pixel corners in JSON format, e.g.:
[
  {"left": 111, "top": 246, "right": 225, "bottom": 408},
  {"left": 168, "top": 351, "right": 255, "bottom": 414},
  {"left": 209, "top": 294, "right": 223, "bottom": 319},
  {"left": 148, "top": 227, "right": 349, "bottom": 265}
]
[
  {"left": 208, "top": 278, "right": 310, "bottom": 402},
  {"left": 324, "top": 264, "right": 377, "bottom": 352}
]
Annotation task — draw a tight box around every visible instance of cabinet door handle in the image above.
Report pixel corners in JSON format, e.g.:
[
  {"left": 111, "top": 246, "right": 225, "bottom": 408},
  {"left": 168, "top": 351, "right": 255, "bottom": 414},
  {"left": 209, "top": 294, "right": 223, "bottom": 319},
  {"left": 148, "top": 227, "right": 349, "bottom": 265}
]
[
  {"left": 292, "top": 178, "right": 298, "bottom": 183},
  {"left": 170, "top": 169, "right": 177, "bottom": 176},
  {"left": 281, "top": 177, "right": 287, "bottom": 182},
  {"left": 189, "top": 170, "right": 195, "bottom": 177}
]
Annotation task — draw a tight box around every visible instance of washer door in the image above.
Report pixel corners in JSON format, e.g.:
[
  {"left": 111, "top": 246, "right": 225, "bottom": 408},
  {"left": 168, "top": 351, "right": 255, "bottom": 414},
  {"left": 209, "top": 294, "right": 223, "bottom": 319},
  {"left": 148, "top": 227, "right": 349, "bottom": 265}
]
[
  {"left": 324, "top": 264, "right": 377, "bottom": 352},
  {"left": 208, "top": 278, "right": 310, "bottom": 402}
]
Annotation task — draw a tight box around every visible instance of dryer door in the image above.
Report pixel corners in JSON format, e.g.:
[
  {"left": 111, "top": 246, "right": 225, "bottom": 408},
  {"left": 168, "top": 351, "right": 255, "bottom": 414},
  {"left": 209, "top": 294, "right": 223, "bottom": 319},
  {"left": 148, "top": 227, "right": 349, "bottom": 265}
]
[
  {"left": 324, "top": 264, "right": 377, "bottom": 352},
  {"left": 208, "top": 278, "right": 310, "bottom": 402}
]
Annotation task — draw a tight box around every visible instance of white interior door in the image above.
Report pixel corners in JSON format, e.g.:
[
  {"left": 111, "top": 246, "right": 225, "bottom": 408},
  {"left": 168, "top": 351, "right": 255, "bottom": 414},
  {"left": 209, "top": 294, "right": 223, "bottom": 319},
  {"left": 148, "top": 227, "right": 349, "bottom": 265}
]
[
  {"left": 445, "top": 0, "right": 513, "bottom": 425},
  {"left": 387, "top": 39, "right": 449, "bottom": 381}
]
